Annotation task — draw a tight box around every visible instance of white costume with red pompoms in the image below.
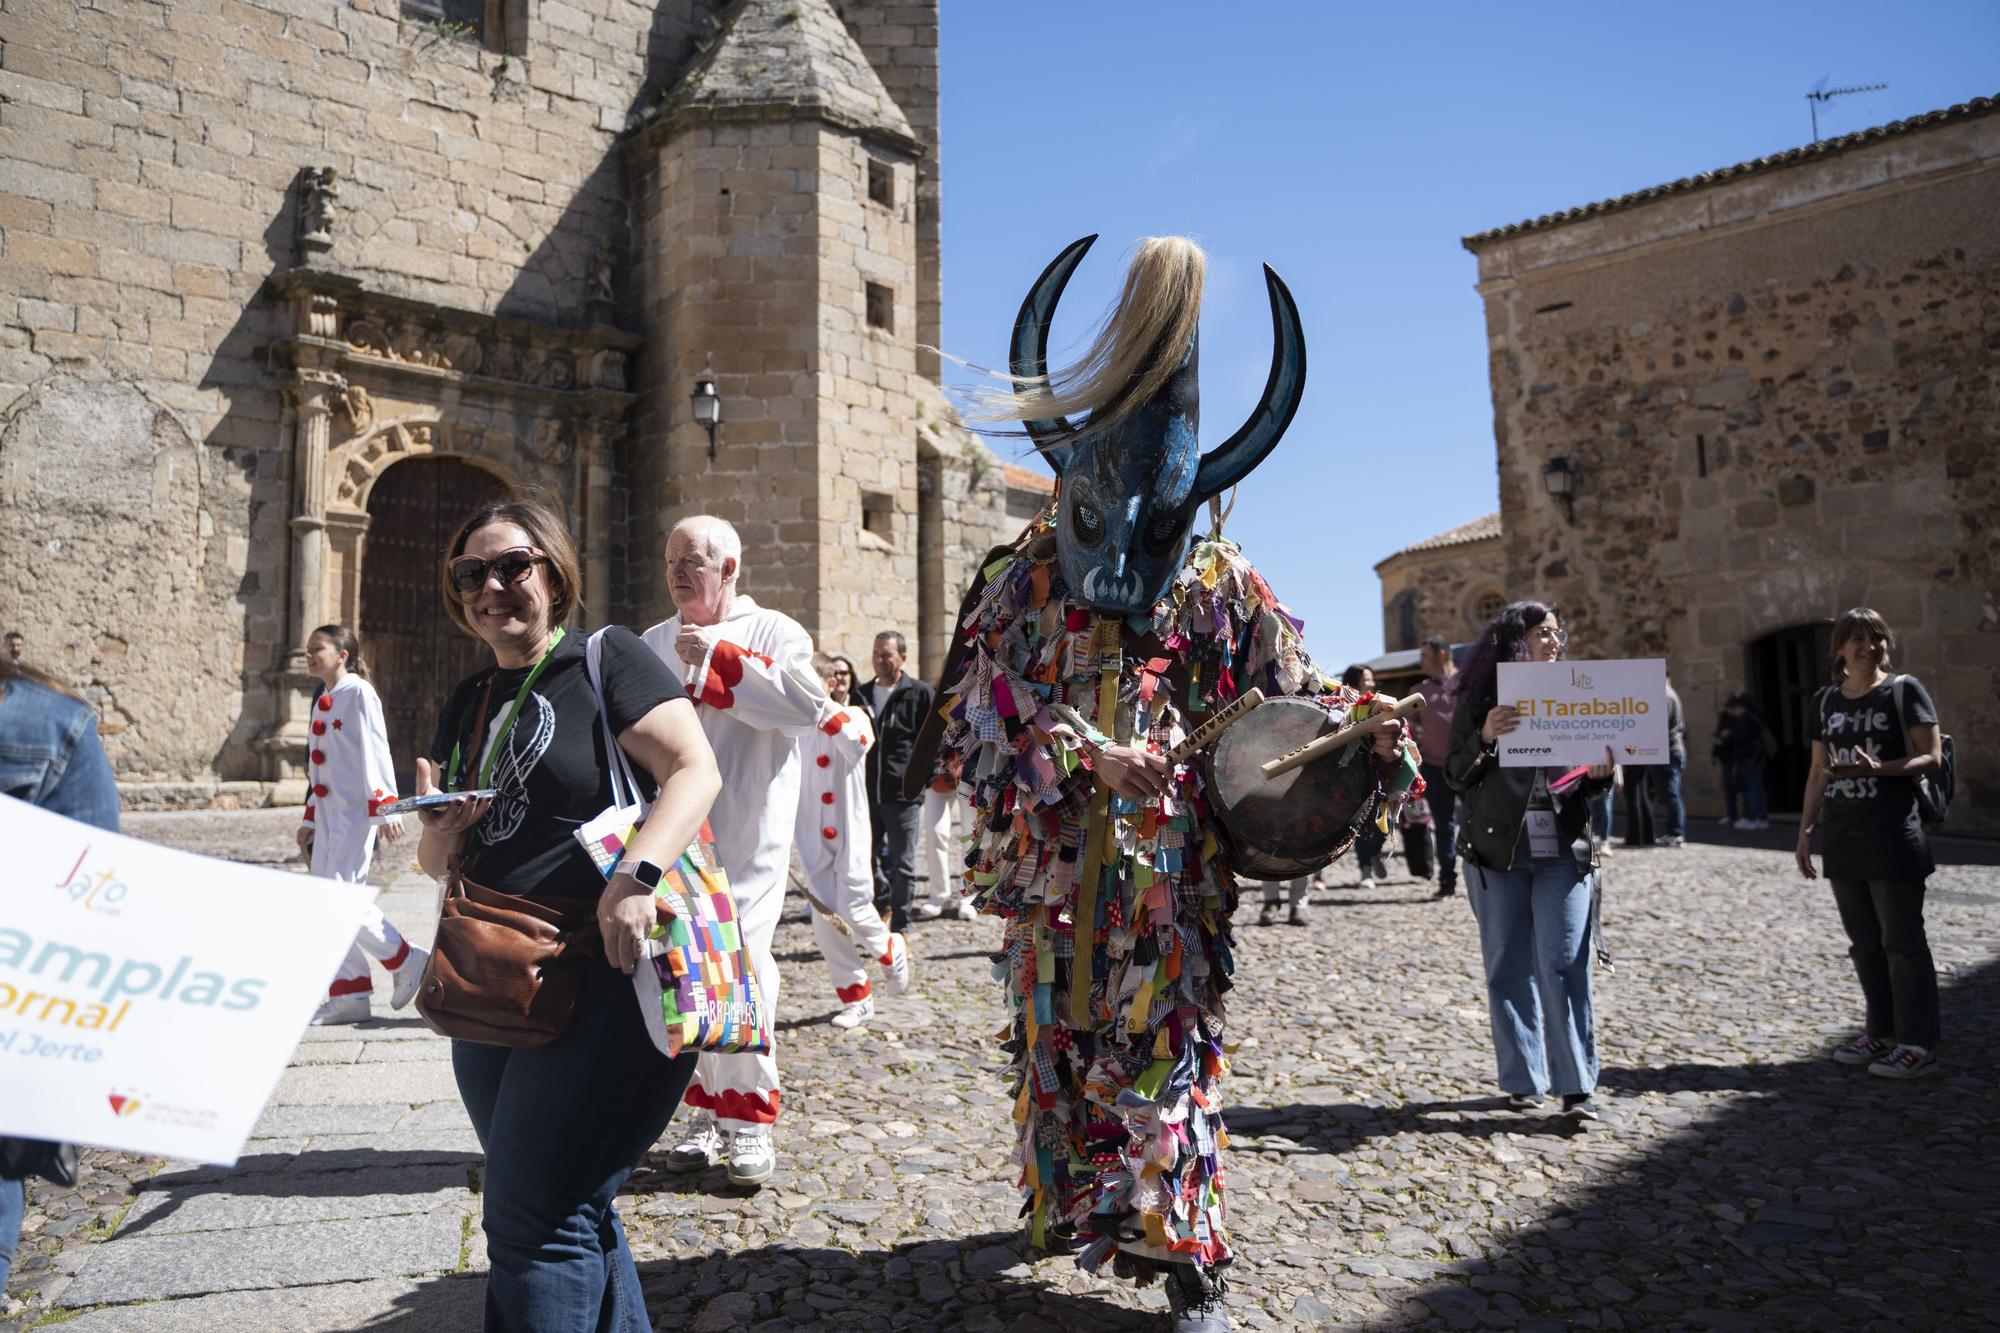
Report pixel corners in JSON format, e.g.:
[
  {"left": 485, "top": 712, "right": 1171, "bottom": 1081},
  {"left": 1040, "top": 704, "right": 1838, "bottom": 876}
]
[
  {"left": 642, "top": 595, "right": 824, "bottom": 1129},
  {"left": 794, "top": 702, "right": 894, "bottom": 1001},
  {"left": 299, "top": 672, "right": 413, "bottom": 999}
]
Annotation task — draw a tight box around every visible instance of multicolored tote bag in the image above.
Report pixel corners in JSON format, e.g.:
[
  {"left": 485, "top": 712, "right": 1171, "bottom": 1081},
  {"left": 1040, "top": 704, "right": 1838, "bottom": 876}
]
[{"left": 577, "top": 629, "right": 772, "bottom": 1057}]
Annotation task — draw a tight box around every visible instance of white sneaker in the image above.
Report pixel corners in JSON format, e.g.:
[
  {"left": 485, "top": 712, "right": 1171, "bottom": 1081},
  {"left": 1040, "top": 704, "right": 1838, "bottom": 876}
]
[
  {"left": 952, "top": 898, "right": 978, "bottom": 921},
  {"left": 1732, "top": 818, "right": 1756, "bottom": 830},
  {"left": 1357, "top": 874, "right": 1375, "bottom": 890},
  {"left": 911, "top": 900, "right": 945, "bottom": 921},
  {"left": 1716, "top": 815, "right": 1735, "bottom": 826},
  {"left": 726, "top": 1124, "right": 775, "bottom": 1185},
  {"left": 830, "top": 995, "right": 875, "bottom": 1029},
  {"left": 883, "top": 932, "right": 912, "bottom": 994},
  {"left": 663, "top": 1110, "right": 723, "bottom": 1173},
  {"left": 310, "top": 992, "right": 371, "bottom": 1025},
  {"left": 388, "top": 945, "right": 430, "bottom": 1010}
]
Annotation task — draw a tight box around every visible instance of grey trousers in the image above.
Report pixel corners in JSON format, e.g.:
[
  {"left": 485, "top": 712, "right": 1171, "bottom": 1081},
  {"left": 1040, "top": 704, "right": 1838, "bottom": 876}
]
[{"left": 870, "top": 797, "right": 922, "bottom": 932}]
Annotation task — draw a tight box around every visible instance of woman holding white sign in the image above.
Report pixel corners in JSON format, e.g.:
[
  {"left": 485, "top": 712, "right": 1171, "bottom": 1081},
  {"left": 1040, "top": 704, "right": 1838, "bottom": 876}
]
[
  {"left": 1795, "top": 608, "right": 1944, "bottom": 1080},
  {"left": 408, "top": 492, "right": 723, "bottom": 1332},
  {"left": 1446, "top": 602, "right": 1616, "bottom": 1120}
]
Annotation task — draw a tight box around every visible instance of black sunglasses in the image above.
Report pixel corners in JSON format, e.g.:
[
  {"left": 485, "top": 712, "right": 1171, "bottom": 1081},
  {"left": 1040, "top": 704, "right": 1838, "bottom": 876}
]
[{"left": 448, "top": 547, "right": 548, "bottom": 596}]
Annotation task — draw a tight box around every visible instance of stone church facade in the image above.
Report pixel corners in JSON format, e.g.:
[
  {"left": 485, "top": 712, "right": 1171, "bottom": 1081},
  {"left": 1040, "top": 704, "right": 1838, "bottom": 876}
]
[
  {"left": 1408, "top": 95, "right": 1996, "bottom": 833},
  {"left": 0, "top": 0, "right": 1045, "bottom": 803}
]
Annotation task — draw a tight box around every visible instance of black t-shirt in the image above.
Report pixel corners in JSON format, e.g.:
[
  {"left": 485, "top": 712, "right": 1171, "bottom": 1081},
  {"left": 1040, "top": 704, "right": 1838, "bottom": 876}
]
[
  {"left": 1810, "top": 676, "right": 1936, "bottom": 881},
  {"left": 430, "top": 626, "right": 686, "bottom": 900}
]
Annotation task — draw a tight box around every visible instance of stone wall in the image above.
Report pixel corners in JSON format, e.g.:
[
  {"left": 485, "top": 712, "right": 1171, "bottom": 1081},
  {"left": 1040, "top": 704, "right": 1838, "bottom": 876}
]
[
  {"left": 1466, "top": 107, "right": 2000, "bottom": 832},
  {"left": 1373, "top": 524, "right": 1505, "bottom": 652}
]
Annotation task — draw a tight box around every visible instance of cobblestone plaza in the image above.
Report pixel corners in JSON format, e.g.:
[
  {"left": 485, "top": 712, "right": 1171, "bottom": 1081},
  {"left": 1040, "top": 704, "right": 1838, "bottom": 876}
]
[{"left": 6, "top": 812, "right": 1995, "bottom": 1330}]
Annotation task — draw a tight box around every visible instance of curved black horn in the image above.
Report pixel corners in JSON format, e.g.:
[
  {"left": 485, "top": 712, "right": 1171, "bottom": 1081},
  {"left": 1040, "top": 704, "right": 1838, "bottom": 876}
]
[
  {"left": 1009, "top": 234, "right": 1097, "bottom": 471},
  {"left": 1193, "top": 263, "right": 1306, "bottom": 500}
]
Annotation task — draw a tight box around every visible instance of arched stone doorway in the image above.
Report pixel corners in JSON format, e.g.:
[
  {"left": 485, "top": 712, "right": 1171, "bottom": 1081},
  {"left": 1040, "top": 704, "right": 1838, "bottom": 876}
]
[
  {"left": 1746, "top": 621, "right": 1834, "bottom": 814},
  {"left": 359, "top": 456, "right": 509, "bottom": 787}
]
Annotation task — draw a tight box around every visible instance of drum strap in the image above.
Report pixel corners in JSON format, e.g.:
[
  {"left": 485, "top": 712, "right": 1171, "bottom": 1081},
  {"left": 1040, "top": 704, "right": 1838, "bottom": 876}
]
[{"left": 1072, "top": 615, "right": 1123, "bottom": 1030}]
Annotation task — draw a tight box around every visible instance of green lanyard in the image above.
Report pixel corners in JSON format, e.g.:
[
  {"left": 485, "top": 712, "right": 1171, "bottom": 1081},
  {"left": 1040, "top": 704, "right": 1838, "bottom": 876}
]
[{"left": 449, "top": 627, "right": 566, "bottom": 791}]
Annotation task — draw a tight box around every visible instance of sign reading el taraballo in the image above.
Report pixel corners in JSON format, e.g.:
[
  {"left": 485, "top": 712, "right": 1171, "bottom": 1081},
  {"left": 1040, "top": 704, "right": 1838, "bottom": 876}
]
[
  {"left": 0, "top": 796, "right": 374, "bottom": 1164},
  {"left": 1494, "top": 659, "right": 1670, "bottom": 768}
]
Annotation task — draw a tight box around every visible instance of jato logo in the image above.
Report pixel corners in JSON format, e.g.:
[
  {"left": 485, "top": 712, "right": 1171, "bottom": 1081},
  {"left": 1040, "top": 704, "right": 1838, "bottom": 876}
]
[
  {"left": 54, "top": 847, "right": 128, "bottom": 916},
  {"left": 1570, "top": 667, "right": 1595, "bottom": 690}
]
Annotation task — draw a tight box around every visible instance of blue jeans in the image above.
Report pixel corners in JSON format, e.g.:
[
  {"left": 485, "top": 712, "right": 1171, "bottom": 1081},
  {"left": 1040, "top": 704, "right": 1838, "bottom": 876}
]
[
  {"left": 0, "top": 1174, "right": 21, "bottom": 1291},
  {"left": 1464, "top": 832, "right": 1598, "bottom": 1097},
  {"left": 1662, "top": 755, "right": 1685, "bottom": 839},
  {"left": 1588, "top": 789, "right": 1614, "bottom": 843},
  {"left": 452, "top": 961, "right": 698, "bottom": 1332},
  {"left": 1740, "top": 757, "right": 1768, "bottom": 822}
]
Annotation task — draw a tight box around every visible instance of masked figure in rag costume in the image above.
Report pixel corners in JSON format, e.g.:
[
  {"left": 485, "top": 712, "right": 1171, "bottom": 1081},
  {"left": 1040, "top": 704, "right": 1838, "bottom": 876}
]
[{"left": 910, "top": 236, "right": 1418, "bottom": 1330}]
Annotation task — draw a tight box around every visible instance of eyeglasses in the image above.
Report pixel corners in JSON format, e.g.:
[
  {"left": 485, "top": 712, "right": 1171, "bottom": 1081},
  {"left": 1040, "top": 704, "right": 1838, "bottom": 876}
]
[
  {"left": 448, "top": 547, "right": 548, "bottom": 596},
  {"left": 1532, "top": 626, "right": 1569, "bottom": 647}
]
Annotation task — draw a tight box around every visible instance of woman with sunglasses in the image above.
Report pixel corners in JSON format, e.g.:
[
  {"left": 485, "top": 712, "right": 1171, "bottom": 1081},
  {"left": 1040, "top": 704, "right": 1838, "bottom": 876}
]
[
  {"left": 408, "top": 492, "right": 721, "bottom": 1332},
  {"left": 1446, "top": 601, "right": 1616, "bottom": 1120}
]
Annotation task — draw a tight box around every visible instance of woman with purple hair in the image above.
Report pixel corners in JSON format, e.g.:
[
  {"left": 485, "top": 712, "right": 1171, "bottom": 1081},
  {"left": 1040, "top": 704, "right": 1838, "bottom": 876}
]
[{"left": 1447, "top": 601, "right": 1616, "bottom": 1119}]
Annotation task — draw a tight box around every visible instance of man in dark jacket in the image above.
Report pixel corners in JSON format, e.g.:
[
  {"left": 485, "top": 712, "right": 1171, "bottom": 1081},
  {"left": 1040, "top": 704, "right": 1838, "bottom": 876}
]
[{"left": 856, "top": 630, "right": 934, "bottom": 933}]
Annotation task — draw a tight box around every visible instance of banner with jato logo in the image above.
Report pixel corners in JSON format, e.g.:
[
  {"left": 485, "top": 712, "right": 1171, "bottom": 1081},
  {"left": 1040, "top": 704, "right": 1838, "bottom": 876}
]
[
  {"left": 0, "top": 795, "right": 375, "bottom": 1164},
  {"left": 1494, "top": 659, "right": 1670, "bottom": 768}
]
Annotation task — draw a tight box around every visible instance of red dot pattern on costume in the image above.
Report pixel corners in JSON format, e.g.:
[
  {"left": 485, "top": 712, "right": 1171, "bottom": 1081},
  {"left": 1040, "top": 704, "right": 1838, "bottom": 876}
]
[
  {"left": 816, "top": 754, "right": 830, "bottom": 768},
  {"left": 317, "top": 696, "right": 333, "bottom": 711},
  {"left": 822, "top": 827, "right": 837, "bottom": 840},
  {"left": 311, "top": 749, "right": 326, "bottom": 765},
  {"left": 820, "top": 791, "right": 835, "bottom": 805},
  {"left": 313, "top": 784, "right": 329, "bottom": 798},
  {"left": 312, "top": 720, "right": 326, "bottom": 736}
]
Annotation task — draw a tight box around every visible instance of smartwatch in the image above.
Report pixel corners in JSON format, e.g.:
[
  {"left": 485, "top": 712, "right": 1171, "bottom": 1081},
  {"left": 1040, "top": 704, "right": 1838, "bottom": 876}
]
[{"left": 620, "top": 858, "right": 667, "bottom": 890}]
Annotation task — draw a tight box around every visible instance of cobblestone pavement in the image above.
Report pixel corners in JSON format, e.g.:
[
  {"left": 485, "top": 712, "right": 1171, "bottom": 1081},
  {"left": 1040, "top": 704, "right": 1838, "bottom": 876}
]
[{"left": 6, "top": 815, "right": 1998, "bottom": 1330}]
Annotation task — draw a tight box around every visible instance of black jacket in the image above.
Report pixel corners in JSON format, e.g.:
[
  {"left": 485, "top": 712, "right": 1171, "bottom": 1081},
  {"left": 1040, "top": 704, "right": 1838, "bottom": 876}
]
[
  {"left": 858, "top": 672, "right": 933, "bottom": 806},
  {"left": 1446, "top": 684, "right": 1610, "bottom": 873}
]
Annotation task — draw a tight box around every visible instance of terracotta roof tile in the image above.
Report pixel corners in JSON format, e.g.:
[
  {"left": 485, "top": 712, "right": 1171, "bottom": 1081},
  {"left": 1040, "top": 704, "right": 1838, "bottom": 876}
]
[
  {"left": 1463, "top": 94, "right": 1998, "bottom": 250},
  {"left": 1001, "top": 463, "right": 1054, "bottom": 494},
  {"left": 1377, "top": 511, "right": 1502, "bottom": 567}
]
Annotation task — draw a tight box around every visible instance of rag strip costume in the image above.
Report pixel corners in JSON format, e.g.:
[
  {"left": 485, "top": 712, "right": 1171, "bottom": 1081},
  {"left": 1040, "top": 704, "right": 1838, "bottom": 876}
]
[
  {"left": 299, "top": 673, "right": 412, "bottom": 999},
  {"left": 794, "top": 703, "right": 897, "bottom": 1001},
  {"left": 643, "top": 595, "right": 823, "bottom": 1128},
  {"left": 917, "top": 235, "right": 1411, "bottom": 1295}
]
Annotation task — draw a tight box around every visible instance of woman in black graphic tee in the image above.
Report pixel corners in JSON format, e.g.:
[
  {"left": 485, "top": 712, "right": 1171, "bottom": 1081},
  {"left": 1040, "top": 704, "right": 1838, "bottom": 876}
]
[{"left": 1796, "top": 608, "right": 1944, "bottom": 1080}]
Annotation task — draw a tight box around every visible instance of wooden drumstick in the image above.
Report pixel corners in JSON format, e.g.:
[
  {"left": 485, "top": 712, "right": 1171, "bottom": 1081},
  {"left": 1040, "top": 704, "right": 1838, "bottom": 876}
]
[
  {"left": 1046, "top": 687, "right": 1265, "bottom": 763},
  {"left": 1259, "top": 692, "right": 1425, "bottom": 779}
]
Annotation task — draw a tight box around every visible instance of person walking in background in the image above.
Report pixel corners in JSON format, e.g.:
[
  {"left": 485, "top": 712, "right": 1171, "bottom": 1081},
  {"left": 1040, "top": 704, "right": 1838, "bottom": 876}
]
[
  {"left": 912, "top": 752, "right": 976, "bottom": 921},
  {"left": 1656, "top": 669, "right": 1687, "bottom": 847},
  {"left": 1416, "top": 635, "right": 1461, "bottom": 898},
  {"left": 1258, "top": 873, "right": 1313, "bottom": 926},
  {"left": 1796, "top": 607, "right": 1945, "bottom": 1079},
  {"left": 1447, "top": 601, "right": 1615, "bottom": 1120},
  {"left": 1342, "top": 664, "right": 1391, "bottom": 887},
  {"left": 645, "top": 515, "right": 826, "bottom": 1187},
  {"left": 1, "top": 653, "right": 118, "bottom": 1298},
  {"left": 296, "top": 624, "right": 429, "bottom": 1026},
  {"left": 410, "top": 492, "right": 722, "bottom": 1328},
  {"left": 856, "top": 631, "right": 933, "bottom": 934},
  {"left": 1724, "top": 694, "right": 1772, "bottom": 830},
  {"left": 794, "top": 652, "right": 910, "bottom": 1029}
]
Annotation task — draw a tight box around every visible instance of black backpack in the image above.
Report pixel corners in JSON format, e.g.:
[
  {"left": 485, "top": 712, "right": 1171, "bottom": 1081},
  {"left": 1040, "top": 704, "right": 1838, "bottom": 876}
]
[{"left": 1891, "top": 675, "right": 1954, "bottom": 826}]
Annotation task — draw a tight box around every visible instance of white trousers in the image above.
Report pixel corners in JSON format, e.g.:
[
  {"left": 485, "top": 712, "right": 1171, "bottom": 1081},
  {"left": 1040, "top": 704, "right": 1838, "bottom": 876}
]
[
  {"left": 329, "top": 900, "right": 412, "bottom": 999},
  {"left": 802, "top": 853, "right": 893, "bottom": 1001},
  {"left": 919, "top": 788, "right": 959, "bottom": 903}
]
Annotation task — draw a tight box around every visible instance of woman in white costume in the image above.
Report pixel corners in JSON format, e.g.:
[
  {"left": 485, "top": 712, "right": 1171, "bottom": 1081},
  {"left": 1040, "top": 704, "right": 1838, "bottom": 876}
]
[
  {"left": 296, "top": 625, "right": 429, "bottom": 1025},
  {"left": 796, "top": 652, "right": 910, "bottom": 1029}
]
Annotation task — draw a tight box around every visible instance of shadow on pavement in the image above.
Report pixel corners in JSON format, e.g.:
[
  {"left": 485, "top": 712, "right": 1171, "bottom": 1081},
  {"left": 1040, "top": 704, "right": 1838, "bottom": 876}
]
[
  {"left": 334, "top": 1230, "right": 1165, "bottom": 1331},
  {"left": 1372, "top": 954, "right": 2000, "bottom": 1328}
]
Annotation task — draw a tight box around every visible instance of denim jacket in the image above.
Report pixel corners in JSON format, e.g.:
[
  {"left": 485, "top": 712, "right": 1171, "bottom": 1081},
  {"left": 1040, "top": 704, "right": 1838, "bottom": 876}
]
[{"left": 0, "top": 676, "right": 120, "bottom": 831}]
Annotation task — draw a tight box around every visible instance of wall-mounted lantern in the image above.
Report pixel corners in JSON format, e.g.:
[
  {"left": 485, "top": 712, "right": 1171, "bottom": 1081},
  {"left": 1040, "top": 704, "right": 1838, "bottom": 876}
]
[
  {"left": 691, "top": 377, "right": 721, "bottom": 460},
  {"left": 1543, "top": 455, "right": 1577, "bottom": 524}
]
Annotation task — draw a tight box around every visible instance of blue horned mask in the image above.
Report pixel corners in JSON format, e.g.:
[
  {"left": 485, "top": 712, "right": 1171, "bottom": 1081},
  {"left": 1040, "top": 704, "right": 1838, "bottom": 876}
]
[{"left": 1010, "top": 235, "right": 1307, "bottom": 618}]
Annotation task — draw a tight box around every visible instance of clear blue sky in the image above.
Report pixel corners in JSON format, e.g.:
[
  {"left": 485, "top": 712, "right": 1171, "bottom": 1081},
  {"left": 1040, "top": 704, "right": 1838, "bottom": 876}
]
[{"left": 936, "top": 2, "right": 1997, "bottom": 671}]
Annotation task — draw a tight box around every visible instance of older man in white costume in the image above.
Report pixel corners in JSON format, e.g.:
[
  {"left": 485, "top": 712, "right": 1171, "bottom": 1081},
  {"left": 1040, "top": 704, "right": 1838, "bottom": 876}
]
[{"left": 643, "top": 515, "right": 824, "bottom": 1186}]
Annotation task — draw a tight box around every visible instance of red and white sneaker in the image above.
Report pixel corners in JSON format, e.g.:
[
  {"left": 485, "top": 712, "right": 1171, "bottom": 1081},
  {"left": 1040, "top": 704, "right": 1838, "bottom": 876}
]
[
  {"left": 881, "top": 933, "right": 912, "bottom": 994},
  {"left": 1831, "top": 1034, "right": 1895, "bottom": 1066},
  {"left": 1868, "top": 1044, "right": 1938, "bottom": 1079}
]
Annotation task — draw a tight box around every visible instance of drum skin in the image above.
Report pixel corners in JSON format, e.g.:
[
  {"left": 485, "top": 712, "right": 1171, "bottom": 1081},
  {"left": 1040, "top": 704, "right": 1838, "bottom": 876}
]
[{"left": 1203, "top": 696, "right": 1376, "bottom": 882}]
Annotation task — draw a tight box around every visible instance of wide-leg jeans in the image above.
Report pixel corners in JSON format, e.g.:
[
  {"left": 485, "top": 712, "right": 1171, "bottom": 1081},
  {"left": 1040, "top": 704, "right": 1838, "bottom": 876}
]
[
  {"left": 453, "top": 960, "right": 698, "bottom": 1332},
  {"left": 1465, "top": 833, "right": 1598, "bottom": 1098}
]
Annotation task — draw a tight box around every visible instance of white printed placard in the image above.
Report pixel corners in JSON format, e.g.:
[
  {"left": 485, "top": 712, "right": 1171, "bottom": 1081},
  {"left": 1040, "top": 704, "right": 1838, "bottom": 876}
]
[
  {"left": 1494, "top": 659, "right": 1670, "bottom": 768},
  {"left": 0, "top": 795, "right": 374, "bottom": 1164}
]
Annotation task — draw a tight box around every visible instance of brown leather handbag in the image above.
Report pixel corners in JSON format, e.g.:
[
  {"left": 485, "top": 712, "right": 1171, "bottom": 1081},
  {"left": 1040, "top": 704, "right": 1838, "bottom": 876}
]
[{"left": 415, "top": 871, "right": 601, "bottom": 1050}]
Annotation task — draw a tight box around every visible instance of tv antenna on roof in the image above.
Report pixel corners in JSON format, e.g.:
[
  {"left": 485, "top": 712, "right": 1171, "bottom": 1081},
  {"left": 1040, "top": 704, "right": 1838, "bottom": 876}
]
[{"left": 1806, "top": 77, "right": 1888, "bottom": 143}]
